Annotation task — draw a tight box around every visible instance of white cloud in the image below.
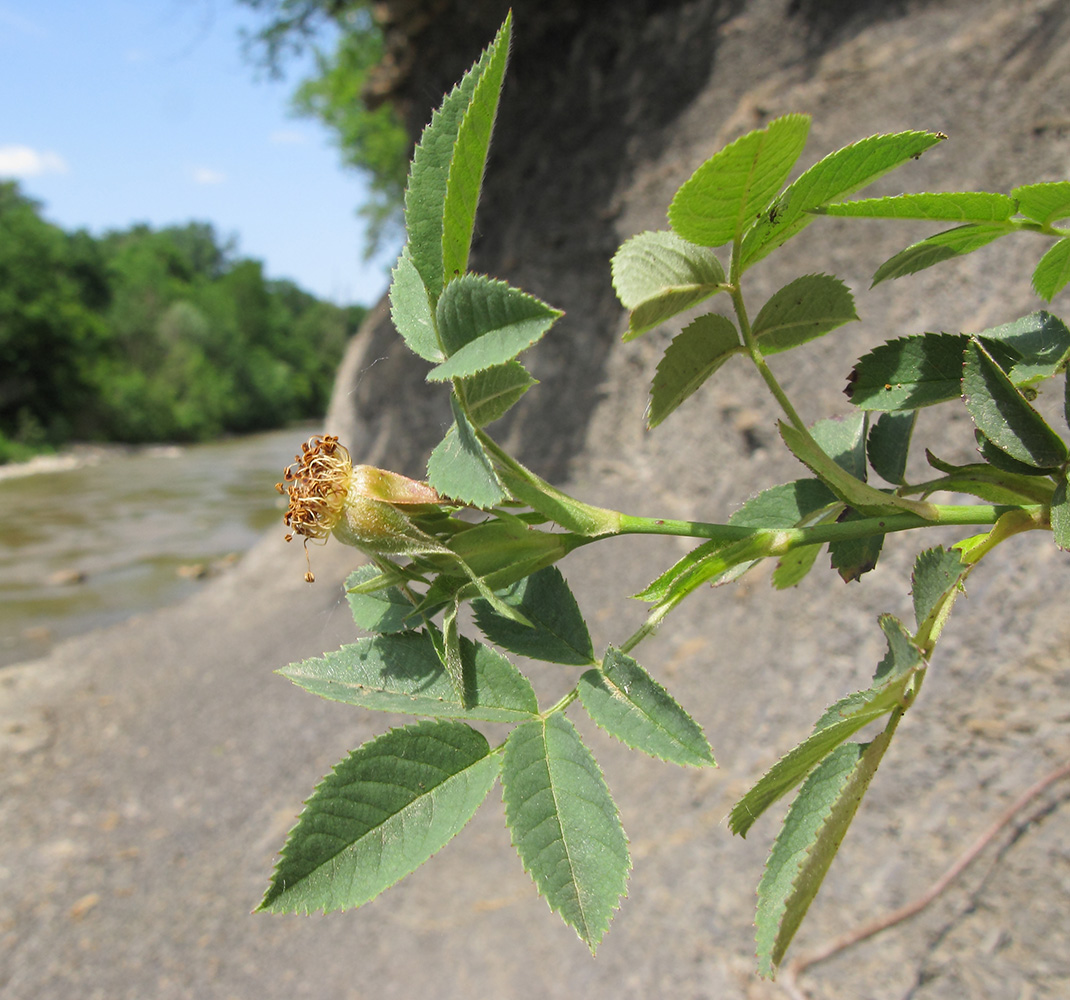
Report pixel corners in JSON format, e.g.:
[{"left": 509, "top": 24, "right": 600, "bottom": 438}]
[
  {"left": 270, "top": 129, "right": 307, "bottom": 145},
  {"left": 192, "top": 167, "right": 226, "bottom": 185},
  {"left": 0, "top": 145, "right": 68, "bottom": 178}
]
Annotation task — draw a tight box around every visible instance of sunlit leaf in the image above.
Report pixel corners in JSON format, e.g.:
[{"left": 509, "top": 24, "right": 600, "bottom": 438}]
[{"left": 648, "top": 314, "right": 740, "bottom": 427}]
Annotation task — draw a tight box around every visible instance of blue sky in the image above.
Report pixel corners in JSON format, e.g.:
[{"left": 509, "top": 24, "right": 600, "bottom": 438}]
[{"left": 0, "top": 0, "right": 396, "bottom": 305}]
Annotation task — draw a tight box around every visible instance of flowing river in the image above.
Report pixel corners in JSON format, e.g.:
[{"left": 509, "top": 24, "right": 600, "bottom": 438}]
[{"left": 0, "top": 425, "right": 313, "bottom": 668}]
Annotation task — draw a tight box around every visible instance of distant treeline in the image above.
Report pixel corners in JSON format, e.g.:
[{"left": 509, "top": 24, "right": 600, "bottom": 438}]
[{"left": 0, "top": 181, "right": 367, "bottom": 462}]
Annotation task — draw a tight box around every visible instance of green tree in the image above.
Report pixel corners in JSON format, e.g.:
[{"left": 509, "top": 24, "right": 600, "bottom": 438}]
[{"left": 239, "top": 0, "right": 408, "bottom": 253}]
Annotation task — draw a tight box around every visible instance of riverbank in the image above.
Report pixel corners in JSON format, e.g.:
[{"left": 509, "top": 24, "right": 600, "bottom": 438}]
[{"left": 0, "top": 426, "right": 311, "bottom": 668}]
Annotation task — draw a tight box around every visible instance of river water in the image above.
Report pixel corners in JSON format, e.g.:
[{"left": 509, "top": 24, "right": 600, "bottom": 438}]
[{"left": 0, "top": 425, "right": 314, "bottom": 668}]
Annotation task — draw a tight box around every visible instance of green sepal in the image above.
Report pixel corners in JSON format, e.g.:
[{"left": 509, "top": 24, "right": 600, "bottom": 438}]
[
  {"left": 753, "top": 274, "right": 858, "bottom": 355},
  {"left": 258, "top": 721, "right": 500, "bottom": 914},
  {"left": 279, "top": 628, "right": 538, "bottom": 721},
  {"left": 501, "top": 713, "right": 631, "bottom": 953},
  {"left": 472, "top": 566, "right": 595, "bottom": 666},
  {"left": 962, "top": 338, "right": 1068, "bottom": 469},
  {"left": 669, "top": 114, "right": 811, "bottom": 248},
  {"left": 610, "top": 230, "right": 726, "bottom": 340},
  {"left": 647, "top": 314, "right": 741, "bottom": 427},
  {"left": 578, "top": 647, "right": 715, "bottom": 767}
]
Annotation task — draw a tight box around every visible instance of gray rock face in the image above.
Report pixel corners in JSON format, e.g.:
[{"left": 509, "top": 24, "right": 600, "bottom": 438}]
[{"left": 4, "top": 2, "right": 1070, "bottom": 998}]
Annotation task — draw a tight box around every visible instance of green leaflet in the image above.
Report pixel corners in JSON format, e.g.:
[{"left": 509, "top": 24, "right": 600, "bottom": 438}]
[
  {"left": 427, "top": 394, "right": 507, "bottom": 507},
  {"left": 729, "top": 614, "right": 921, "bottom": 838},
  {"left": 1052, "top": 472, "right": 1070, "bottom": 550},
  {"left": 1012, "top": 180, "right": 1070, "bottom": 225},
  {"left": 460, "top": 361, "right": 537, "bottom": 427},
  {"left": 867, "top": 410, "right": 917, "bottom": 485},
  {"left": 403, "top": 17, "right": 509, "bottom": 302},
  {"left": 440, "top": 13, "right": 511, "bottom": 282},
  {"left": 921, "top": 451, "right": 1055, "bottom": 504},
  {"left": 818, "top": 191, "right": 1016, "bottom": 221},
  {"left": 740, "top": 130, "right": 946, "bottom": 270},
  {"left": 753, "top": 274, "right": 858, "bottom": 355},
  {"left": 962, "top": 338, "right": 1068, "bottom": 469},
  {"left": 647, "top": 314, "right": 741, "bottom": 427},
  {"left": 754, "top": 733, "right": 893, "bottom": 977},
  {"left": 730, "top": 478, "right": 839, "bottom": 529},
  {"left": 846, "top": 332, "right": 967, "bottom": 411},
  {"left": 280, "top": 629, "right": 538, "bottom": 722},
  {"left": 809, "top": 412, "right": 868, "bottom": 481},
  {"left": 779, "top": 421, "right": 929, "bottom": 517},
  {"left": 669, "top": 114, "right": 811, "bottom": 248},
  {"left": 829, "top": 509, "right": 884, "bottom": 582},
  {"left": 911, "top": 546, "right": 970, "bottom": 647},
  {"left": 872, "top": 222, "right": 1010, "bottom": 285},
  {"left": 259, "top": 721, "right": 500, "bottom": 914},
  {"left": 502, "top": 713, "right": 630, "bottom": 953},
  {"left": 472, "top": 566, "right": 595, "bottom": 666},
  {"left": 346, "top": 564, "right": 416, "bottom": 633},
  {"left": 979, "top": 311, "right": 1070, "bottom": 387},
  {"left": 1033, "top": 237, "right": 1070, "bottom": 302},
  {"left": 389, "top": 248, "right": 442, "bottom": 362},
  {"left": 578, "top": 647, "right": 715, "bottom": 767},
  {"left": 610, "top": 230, "right": 726, "bottom": 339},
  {"left": 973, "top": 430, "right": 1060, "bottom": 476},
  {"left": 428, "top": 274, "right": 562, "bottom": 381}
]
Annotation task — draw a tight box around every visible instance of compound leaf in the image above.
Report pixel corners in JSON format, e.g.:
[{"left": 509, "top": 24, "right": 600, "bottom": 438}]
[
  {"left": 578, "top": 647, "right": 715, "bottom": 767},
  {"left": 259, "top": 721, "right": 500, "bottom": 914},
  {"left": 502, "top": 714, "right": 630, "bottom": 953}
]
